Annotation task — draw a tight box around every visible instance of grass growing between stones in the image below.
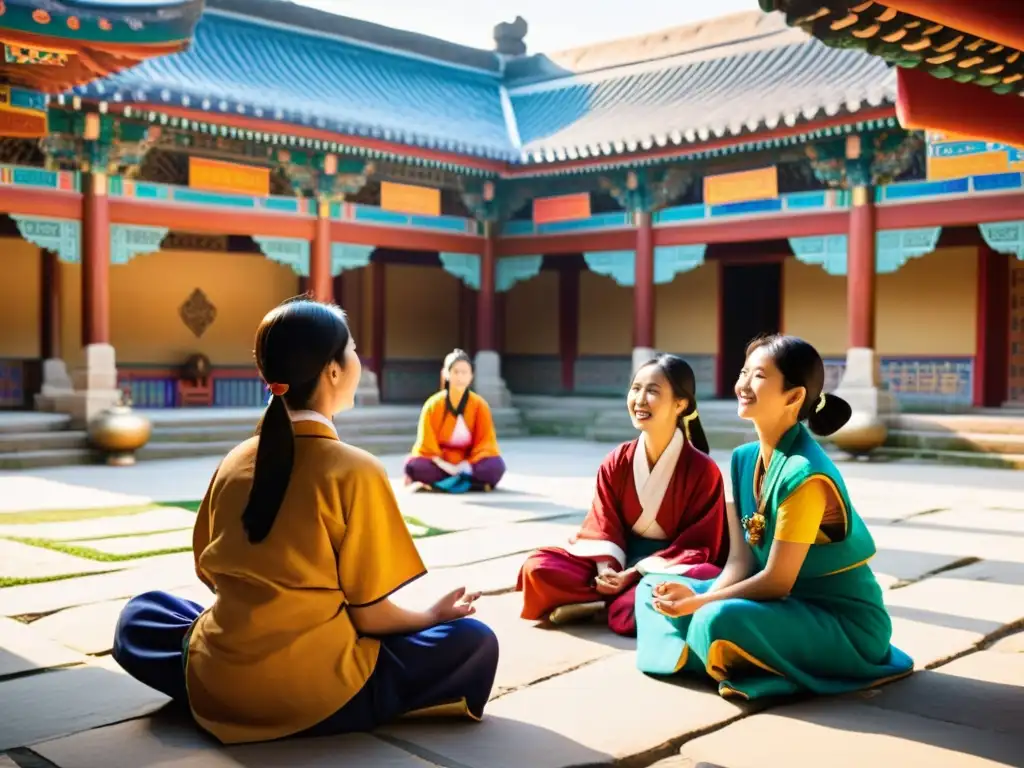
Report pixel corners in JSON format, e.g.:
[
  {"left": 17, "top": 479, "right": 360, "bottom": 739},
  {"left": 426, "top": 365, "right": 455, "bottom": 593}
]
[
  {"left": 4, "top": 536, "right": 191, "bottom": 563},
  {"left": 0, "top": 570, "right": 122, "bottom": 589},
  {"left": 0, "top": 504, "right": 158, "bottom": 526}
]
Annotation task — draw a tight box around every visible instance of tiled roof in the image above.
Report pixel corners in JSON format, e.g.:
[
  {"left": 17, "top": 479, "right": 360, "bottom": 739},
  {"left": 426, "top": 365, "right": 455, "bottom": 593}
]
[
  {"left": 507, "top": 11, "right": 896, "bottom": 164},
  {"left": 74, "top": 9, "right": 515, "bottom": 160},
  {"left": 70, "top": 7, "right": 897, "bottom": 167}
]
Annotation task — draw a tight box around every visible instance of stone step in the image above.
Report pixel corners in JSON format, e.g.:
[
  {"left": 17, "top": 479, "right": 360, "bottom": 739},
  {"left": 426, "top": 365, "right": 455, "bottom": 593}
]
[
  {"left": 888, "top": 412, "right": 1024, "bottom": 436},
  {"left": 0, "top": 413, "right": 71, "bottom": 435},
  {"left": 0, "top": 448, "right": 95, "bottom": 470},
  {"left": 0, "top": 430, "right": 89, "bottom": 454},
  {"left": 873, "top": 445, "right": 1024, "bottom": 470},
  {"left": 886, "top": 429, "right": 1024, "bottom": 457}
]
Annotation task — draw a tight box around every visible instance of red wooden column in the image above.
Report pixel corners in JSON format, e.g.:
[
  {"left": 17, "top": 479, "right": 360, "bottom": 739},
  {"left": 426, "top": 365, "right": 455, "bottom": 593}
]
[
  {"left": 633, "top": 210, "right": 655, "bottom": 351},
  {"left": 370, "top": 261, "right": 386, "bottom": 376},
  {"left": 973, "top": 245, "right": 1011, "bottom": 407},
  {"left": 847, "top": 185, "right": 876, "bottom": 349},
  {"left": 40, "top": 249, "right": 61, "bottom": 360},
  {"left": 81, "top": 172, "right": 110, "bottom": 346},
  {"left": 309, "top": 199, "right": 333, "bottom": 303},
  {"left": 476, "top": 222, "right": 497, "bottom": 352},
  {"left": 558, "top": 261, "right": 580, "bottom": 392}
]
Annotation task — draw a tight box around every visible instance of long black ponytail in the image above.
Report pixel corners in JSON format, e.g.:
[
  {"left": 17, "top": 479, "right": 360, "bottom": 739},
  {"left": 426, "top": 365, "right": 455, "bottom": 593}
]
[
  {"left": 634, "top": 354, "right": 711, "bottom": 455},
  {"left": 243, "top": 298, "right": 351, "bottom": 544}
]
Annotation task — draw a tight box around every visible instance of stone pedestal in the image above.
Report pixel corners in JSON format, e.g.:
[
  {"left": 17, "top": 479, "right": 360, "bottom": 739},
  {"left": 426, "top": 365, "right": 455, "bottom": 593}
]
[
  {"left": 355, "top": 369, "right": 381, "bottom": 407},
  {"left": 473, "top": 350, "right": 511, "bottom": 408},
  {"left": 53, "top": 344, "right": 122, "bottom": 429},
  {"left": 833, "top": 347, "right": 897, "bottom": 417},
  {"left": 632, "top": 347, "right": 658, "bottom": 375},
  {"left": 34, "top": 359, "right": 75, "bottom": 413}
]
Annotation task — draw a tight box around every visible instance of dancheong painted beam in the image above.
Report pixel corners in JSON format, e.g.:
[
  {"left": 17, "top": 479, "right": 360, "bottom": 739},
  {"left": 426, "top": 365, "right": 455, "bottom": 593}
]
[{"left": 759, "top": 0, "right": 1024, "bottom": 144}]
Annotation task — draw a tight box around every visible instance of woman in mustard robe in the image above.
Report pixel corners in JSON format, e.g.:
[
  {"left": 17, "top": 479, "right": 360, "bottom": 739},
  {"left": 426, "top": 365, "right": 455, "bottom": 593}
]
[
  {"left": 404, "top": 348, "right": 506, "bottom": 493},
  {"left": 110, "top": 298, "right": 499, "bottom": 744}
]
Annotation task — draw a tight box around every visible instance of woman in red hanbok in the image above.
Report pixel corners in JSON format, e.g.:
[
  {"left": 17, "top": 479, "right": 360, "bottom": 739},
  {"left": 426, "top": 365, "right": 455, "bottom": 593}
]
[{"left": 517, "top": 354, "right": 729, "bottom": 637}]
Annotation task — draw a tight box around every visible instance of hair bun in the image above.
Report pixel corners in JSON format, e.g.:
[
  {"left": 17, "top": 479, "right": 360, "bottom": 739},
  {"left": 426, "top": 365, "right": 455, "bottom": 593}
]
[{"left": 807, "top": 392, "right": 853, "bottom": 438}]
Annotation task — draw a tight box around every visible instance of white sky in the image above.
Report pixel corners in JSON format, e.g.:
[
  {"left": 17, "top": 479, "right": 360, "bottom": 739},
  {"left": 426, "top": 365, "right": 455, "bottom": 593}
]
[{"left": 291, "top": 0, "right": 756, "bottom": 52}]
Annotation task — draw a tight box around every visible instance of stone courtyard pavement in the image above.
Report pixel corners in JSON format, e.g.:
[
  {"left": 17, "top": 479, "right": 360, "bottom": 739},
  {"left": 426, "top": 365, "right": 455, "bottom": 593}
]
[{"left": 0, "top": 437, "right": 1022, "bottom": 767}]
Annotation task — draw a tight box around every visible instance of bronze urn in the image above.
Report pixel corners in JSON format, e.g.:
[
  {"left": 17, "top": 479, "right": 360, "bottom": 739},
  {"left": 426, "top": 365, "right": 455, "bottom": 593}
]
[{"left": 88, "top": 394, "right": 153, "bottom": 466}]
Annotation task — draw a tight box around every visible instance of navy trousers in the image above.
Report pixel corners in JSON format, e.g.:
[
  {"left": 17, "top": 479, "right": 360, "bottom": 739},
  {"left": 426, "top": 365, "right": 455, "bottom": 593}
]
[{"left": 112, "top": 590, "right": 500, "bottom": 739}]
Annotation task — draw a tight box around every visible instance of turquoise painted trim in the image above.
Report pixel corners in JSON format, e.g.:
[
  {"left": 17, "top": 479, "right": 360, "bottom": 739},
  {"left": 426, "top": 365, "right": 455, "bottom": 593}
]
[
  {"left": 331, "top": 243, "right": 375, "bottom": 276},
  {"left": 0, "top": 164, "right": 80, "bottom": 192},
  {"left": 654, "top": 245, "right": 706, "bottom": 284},
  {"left": 8, "top": 87, "right": 46, "bottom": 113},
  {"left": 584, "top": 250, "right": 635, "bottom": 286},
  {"left": 351, "top": 204, "right": 475, "bottom": 235},
  {"left": 979, "top": 221, "right": 1024, "bottom": 260},
  {"left": 790, "top": 227, "right": 943, "bottom": 276},
  {"left": 11, "top": 215, "right": 80, "bottom": 264},
  {"left": 502, "top": 211, "right": 631, "bottom": 237},
  {"left": 110, "top": 179, "right": 306, "bottom": 213},
  {"left": 253, "top": 236, "right": 310, "bottom": 276},
  {"left": 440, "top": 253, "right": 481, "bottom": 289},
  {"left": 110, "top": 224, "right": 169, "bottom": 265},
  {"left": 496, "top": 255, "right": 544, "bottom": 292},
  {"left": 654, "top": 189, "right": 850, "bottom": 228},
  {"left": 0, "top": 1, "right": 203, "bottom": 47}
]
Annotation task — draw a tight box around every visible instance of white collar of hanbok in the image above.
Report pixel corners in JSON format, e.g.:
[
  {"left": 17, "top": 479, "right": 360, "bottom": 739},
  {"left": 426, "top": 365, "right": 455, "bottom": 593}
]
[
  {"left": 289, "top": 409, "right": 339, "bottom": 437},
  {"left": 631, "top": 428, "right": 684, "bottom": 539}
]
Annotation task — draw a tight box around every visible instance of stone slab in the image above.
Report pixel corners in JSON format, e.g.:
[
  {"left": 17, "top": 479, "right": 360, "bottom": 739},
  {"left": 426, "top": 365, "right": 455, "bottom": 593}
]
[
  {"left": 0, "top": 756, "right": 18, "bottom": 768},
  {"left": 468, "top": 593, "right": 630, "bottom": 697},
  {"left": 381, "top": 653, "right": 747, "bottom": 768},
  {"left": 0, "top": 552, "right": 198, "bottom": 617},
  {"left": 885, "top": 565, "right": 1024, "bottom": 667},
  {"left": 415, "top": 521, "right": 579, "bottom": 569},
  {"left": 0, "top": 477, "right": 150, "bottom": 515},
  {"left": 398, "top": 492, "right": 585, "bottom": 532},
  {"left": 394, "top": 555, "right": 527, "bottom": 611},
  {"left": 0, "top": 617, "right": 87, "bottom": 679},
  {"left": 989, "top": 631, "right": 1024, "bottom": 653},
  {"left": 0, "top": 657, "right": 170, "bottom": 752},
  {"left": 0, "top": 540, "right": 118, "bottom": 580},
  {"left": 33, "top": 717, "right": 435, "bottom": 768},
  {"left": 872, "top": 525, "right": 1024, "bottom": 565},
  {"left": 869, "top": 549, "right": 968, "bottom": 586},
  {"left": 910, "top": 508, "right": 1024, "bottom": 536},
  {"left": 856, "top": 650, "right": 1024, "bottom": 735},
  {"left": 33, "top": 589, "right": 213, "bottom": 656},
  {"left": 66, "top": 529, "right": 193, "bottom": 556},
  {"left": 678, "top": 700, "right": 1023, "bottom": 768},
  {"left": 0, "top": 507, "right": 196, "bottom": 541}
]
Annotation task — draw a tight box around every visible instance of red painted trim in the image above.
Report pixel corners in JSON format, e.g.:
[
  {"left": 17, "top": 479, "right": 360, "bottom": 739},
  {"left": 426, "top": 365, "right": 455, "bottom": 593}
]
[
  {"left": 110, "top": 197, "right": 316, "bottom": 239},
  {"left": 974, "top": 246, "right": 989, "bottom": 408},
  {"left": 498, "top": 228, "right": 635, "bottom": 257},
  {"left": 82, "top": 176, "right": 110, "bottom": 346},
  {"left": 0, "top": 186, "right": 81, "bottom": 219},
  {"left": 371, "top": 262, "right": 386, "bottom": 381},
  {"left": 558, "top": 263, "right": 580, "bottom": 392},
  {"left": 633, "top": 212, "right": 654, "bottom": 349},
  {"left": 505, "top": 107, "right": 897, "bottom": 178},
  {"left": 330, "top": 221, "right": 483, "bottom": 254},
  {"left": 477, "top": 228, "right": 497, "bottom": 351},
  {"left": 655, "top": 211, "right": 848, "bottom": 247},
  {"left": 109, "top": 103, "right": 507, "bottom": 175},
  {"left": 876, "top": 192, "right": 1024, "bottom": 229},
  {"left": 715, "top": 259, "right": 725, "bottom": 398},
  {"left": 848, "top": 195, "right": 876, "bottom": 349},
  {"left": 310, "top": 211, "right": 332, "bottom": 303}
]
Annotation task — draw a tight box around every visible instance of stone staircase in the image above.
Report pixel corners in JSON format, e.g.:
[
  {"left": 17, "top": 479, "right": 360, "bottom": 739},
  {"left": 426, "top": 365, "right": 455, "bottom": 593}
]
[
  {"left": 879, "top": 411, "right": 1024, "bottom": 470},
  {"left": 0, "top": 412, "right": 93, "bottom": 469},
  {"left": 0, "top": 405, "right": 528, "bottom": 469},
  {"left": 513, "top": 395, "right": 1024, "bottom": 469}
]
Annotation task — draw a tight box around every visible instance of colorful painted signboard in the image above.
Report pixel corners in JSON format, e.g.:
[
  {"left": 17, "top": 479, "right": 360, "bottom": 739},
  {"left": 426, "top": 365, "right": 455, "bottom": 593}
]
[
  {"left": 380, "top": 181, "right": 442, "bottom": 217},
  {"left": 533, "top": 192, "right": 591, "bottom": 224},
  {"left": 703, "top": 166, "right": 778, "bottom": 206},
  {"left": 926, "top": 131, "right": 1024, "bottom": 180},
  {"left": 189, "top": 157, "right": 271, "bottom": 197}
]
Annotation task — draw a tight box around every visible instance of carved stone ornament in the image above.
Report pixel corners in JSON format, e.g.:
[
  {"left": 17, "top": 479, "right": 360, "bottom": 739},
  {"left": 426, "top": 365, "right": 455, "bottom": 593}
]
[{"left": 179, "top": 288, "right": 217, "bottom": 338}]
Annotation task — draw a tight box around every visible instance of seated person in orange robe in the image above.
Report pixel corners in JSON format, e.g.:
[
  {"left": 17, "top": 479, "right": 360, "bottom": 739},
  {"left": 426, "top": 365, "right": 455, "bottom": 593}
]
[
  {"left": 404, "top": 348, "right": 506, "bottom": 493},
  {"left": 517, "top": 354, "right": 728, "bottom": 637}
]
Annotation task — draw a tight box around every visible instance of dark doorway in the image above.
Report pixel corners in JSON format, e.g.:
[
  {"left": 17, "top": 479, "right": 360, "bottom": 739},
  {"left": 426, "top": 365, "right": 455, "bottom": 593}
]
[{"left": 719, "top": 261, "right": 782, "bottom": 397}]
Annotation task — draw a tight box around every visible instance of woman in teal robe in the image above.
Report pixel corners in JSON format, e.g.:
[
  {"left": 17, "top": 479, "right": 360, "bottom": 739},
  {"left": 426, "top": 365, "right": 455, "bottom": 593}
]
[{"left": 635, "top": 334, "right": 913, "bottom": 700}]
